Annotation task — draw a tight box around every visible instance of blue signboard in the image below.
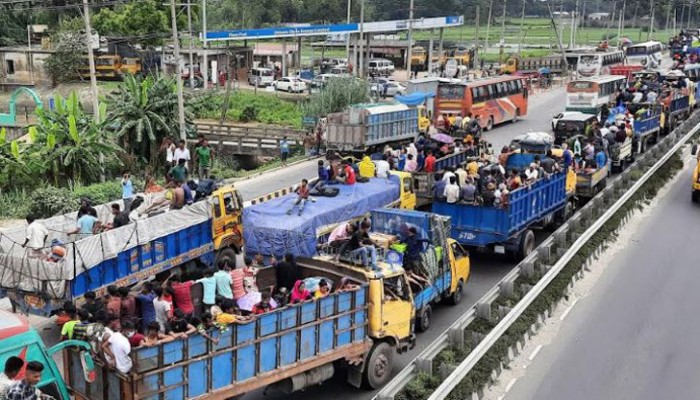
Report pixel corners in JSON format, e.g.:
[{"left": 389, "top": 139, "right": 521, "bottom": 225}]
[{"left": 206, "top": 23, "right": 359, "bottom": 40}]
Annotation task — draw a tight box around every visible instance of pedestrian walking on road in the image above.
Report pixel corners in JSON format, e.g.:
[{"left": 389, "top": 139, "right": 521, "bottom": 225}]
[{"left": 280, "top": 136, "right": 290, "bottom": 166}]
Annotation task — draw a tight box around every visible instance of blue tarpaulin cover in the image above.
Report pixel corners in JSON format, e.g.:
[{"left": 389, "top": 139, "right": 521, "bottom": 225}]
[
  {"left": 243, "top": 176, "right": 401, "bottom": 257},
  {"left": 395, "top": 91, "right": 435, "bottom": 107}
]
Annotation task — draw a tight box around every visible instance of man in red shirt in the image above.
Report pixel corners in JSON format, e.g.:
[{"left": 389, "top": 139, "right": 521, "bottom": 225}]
[
  {"left": 169, "top": 275, "right": 195, "bottom": 317},
  {"left": 287, "top": 179, "right": 312, "bottom": 216},
  {"left": 424, "top": 150, "right": 437, "bottom": 173},
  {"left": 337, "top": 160, "right": 356, "bottom": 185}
]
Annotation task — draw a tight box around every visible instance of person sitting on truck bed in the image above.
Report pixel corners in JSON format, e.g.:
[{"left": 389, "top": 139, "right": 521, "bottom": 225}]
[
  {"left": 359, "top": 156, "right": 376, "bottom": 178},
  {"left": 328, "top": 222, "right": 355, "bottom": 249},
  {"left": 338, "top": 221, "right": 378, "bottom": 270},
  {"left": 525, "top": 163, "right": 539, "bottom": 183},
  {"left": 252, "top": 293, "right": 276, "bottom": 314},
  {"left": 286, "top": 179, "right": 313, "bottom": 216},
  {"left": 191, "top": 312, "right": 220, "bottom": 345},
  {"left": 336, "top": 160, "right": 356, "bottom": 185},
  {"left": 216, "top": 299, "right": 252, "bottom": 326},
  {"left": 402, "top": 227, "right": 432, "bottom": 287},
  {"left": 141, "top": 321, "right": 174, "bottom": 347},
  {"left": 122, "top": 321, "right": 145, "bottom": 348},
  {"left": 170, "top": 182, "right": 186, "bottom": 210},
  {"left": 481, "top": 183, "right": 497, "bottom": 207},
  {"left": 169, "top": 309, "right": 197, "bottom": 339},
  {"left": 290, "top": 280, "right": 312, "bottom": 304},
  {"left": 274, "top": 253, "right": 300, "bottom": 294}
]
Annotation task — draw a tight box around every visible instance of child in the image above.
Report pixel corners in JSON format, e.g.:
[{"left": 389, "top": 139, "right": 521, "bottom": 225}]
[
  {"left": 286, "top": 179, "right": 315, "bottom": 216},
  {"left": 216, "top": 300, "right": 252, "bottom": 327},
  {"left": 314, "top": 279, "right": 331, "bottom": 299},
  {"left": 251, "top": 293, "right": 275, "bottom": 315}
]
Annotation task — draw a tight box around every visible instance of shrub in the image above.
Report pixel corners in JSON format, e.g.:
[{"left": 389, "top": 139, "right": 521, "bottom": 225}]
[
  {"left": 240, "top": 106, "right": 259, "bottom": 123},
  {"left": 29, "top": 187, "right": 79, "bottom": 219}
]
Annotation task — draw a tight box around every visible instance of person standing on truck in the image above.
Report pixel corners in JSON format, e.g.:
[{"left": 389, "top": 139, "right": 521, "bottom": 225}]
[
  {"left": 119, "top": 287, "right": 137, "bottom": 326},
  {"left": 197, "top": 269, "right": 218, "bottom": 312},
  {"left": 22, "top": 214, "right": 48, "bottom": 258},
  {"left": 110, "top": 204, "right": 130, "bottom": 229},
  {"left": 214, "top": 262, "right": 234, "bottom": 300},
  {"left": 60, "top": 308, "right": 80, "bottom": 340},
  {"left": 72, "top": 309, "right": 91, "bottom": 341},
  {"left": 121, "top": 172, "right": 134, "bottom": 212},
  {"left": 444, "top": 176, "right": 461, "bottom": 204},
  {"left": 168, "top": 158, "right": 188, "bottom": 184},
  {"left": 153, "top": 287, "right": 173, "bottom": 333},
  {"left": 595, "top": 147, "right": 608, "bottom": 168},
  {"left": 433, "top": 173, "right": 447, "bottom": 202},
  {"left": 4, "top": 361, "right": 45, "bottom": 400},
  {"left": 424, "top": 150, "right": 436, "bottom": 173},
  {"left": 66, "top": 207, "right": 98, "bottom": 239},
  {"left": 404, "top": 154, "right": 417, "bottom": 172},
  {"left": 105, "top": 286, "right": 122, "bottom": 323},
  {"left": 274, "top": 254, "right": 300, "bottom": 293},
  {"left": 81, "top": 291, "right": 103, "bottom": 319},
  {"left": 136, "top": 282, "right": 157, "bottom": 332},
  {"left": 0, "top": 357, "right": 23, "bottom": 397},
  {"left": 170, "top": 275, "right": 196, "bottom": 317},
  {"left": 280, "top": 136, "right": 290, "bottom": 166},
  {"left": 102, "top": 324, "right": 133, "bottom": 374}
]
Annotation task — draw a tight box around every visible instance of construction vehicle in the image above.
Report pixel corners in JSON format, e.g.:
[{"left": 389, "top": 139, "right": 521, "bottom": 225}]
[
  {"left": 411, "top": 46, "right": 428, "bottom": 71},
  {"left": 78, "top": 54, "right": 142, "bottom": 79}
]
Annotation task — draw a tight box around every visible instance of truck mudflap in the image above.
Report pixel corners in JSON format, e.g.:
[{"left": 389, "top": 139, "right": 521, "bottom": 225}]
[{"left": 66, "top": 285, "right": 370, "bottom": 400}]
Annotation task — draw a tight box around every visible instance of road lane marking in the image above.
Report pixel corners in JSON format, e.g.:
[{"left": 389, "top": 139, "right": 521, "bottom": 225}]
[
  {"left": 505, "top": 378, "right": 518, "bottom": 393},
  {"left": 559, "top": 298, "right": 580, "bottom": 321},
  {"left": 528, "top": 345, "right": 543, "bottom": 361}
]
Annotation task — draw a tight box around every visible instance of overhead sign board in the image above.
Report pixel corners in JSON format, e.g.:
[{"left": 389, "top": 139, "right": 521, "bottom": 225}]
[{"left": 205, "top": 16, "right": 464, "bottom": 41}]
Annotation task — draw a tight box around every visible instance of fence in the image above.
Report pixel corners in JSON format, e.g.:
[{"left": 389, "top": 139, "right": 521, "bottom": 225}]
[{"left": 195, "top": 121, "right": 306, "bottom": 156}]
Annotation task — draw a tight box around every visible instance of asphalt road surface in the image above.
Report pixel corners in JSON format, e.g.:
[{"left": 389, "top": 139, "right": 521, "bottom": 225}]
[
  {"left": 240, "top": 86, "right": 569, "bottom": 400},
  {"left": 505, "top": 161, "right": 700, "bottom": 400}
]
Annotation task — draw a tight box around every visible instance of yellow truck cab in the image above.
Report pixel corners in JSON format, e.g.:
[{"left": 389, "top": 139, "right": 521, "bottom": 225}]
[
  {"left": 417, "top": 105, "right": 432, "bottom": 133},
  {"left": 210, "top": 185, "right": 245, "bottom": 263}
]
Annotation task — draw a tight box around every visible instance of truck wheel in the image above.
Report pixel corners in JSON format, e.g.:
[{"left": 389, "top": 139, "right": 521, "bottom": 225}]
[
  {"left": 448, "top": 281, "right": 464, "bottom": 305},
  {"left": 362, "top": 342, "right": 394, "bottom": 389},
  {"left": 512, "top": 109, "right": 520, "bottom": 123},
  {"left": 517, "top": 230, "right": 536, "bottom": 260},
  {"left": 215, "top": 247, "right": 237, "bottom": 269},
  {"left": 486, "top": 116, "right": 494, "bottom": 131},
  {"left": 417, "top": 305, "right": 432, "bottom": 332},
  {"left": 555, "top": 201, "right": 574, "bottom": 226},
  {"left": 693, "top": 191, "right": 699, "bottom": 203}
]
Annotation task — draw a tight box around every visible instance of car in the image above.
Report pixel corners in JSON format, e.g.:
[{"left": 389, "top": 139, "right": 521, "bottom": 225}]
[
  {"left": 551, "top": 111, "right": 586, "bottom": 131},
  {"left": 273, "top": 77, "right": 307, "bottom": 93},
  {"left": 370, "top": 78, "right": 406, "bottom": 97}
]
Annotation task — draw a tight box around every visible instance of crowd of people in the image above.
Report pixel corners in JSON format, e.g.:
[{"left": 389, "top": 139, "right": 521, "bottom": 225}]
[
  {"left": 52, "top": 254, "right": 359, "bottom": 376},
  {"left": 0, "top": 357, "right": 52, "bottom": 400}
]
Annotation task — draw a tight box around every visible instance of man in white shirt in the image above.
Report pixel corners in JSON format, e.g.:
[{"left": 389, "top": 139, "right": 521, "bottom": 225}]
[
  {"left": 173, "top": 140, "right": 191, "bottom": 169},
  {"left": 525, "top": 163, "right": 539, "bottom": 182},
  {"left": 374, "top": 154, "right": 391, "bottom": 178},
  {"left": 23, "top": 215, "right": 48, "bottom": 258},
  {"left": 442, "top": 167, "right": 457, "bottom": 184},
  {"left": 444, "top": 176, "right": 461, "bottom": 204},
  {"left": 104, "top": 330, "right": 133, "bottom": 374},
  {"left": 646, "top": 90, "right": 657, "bottom": 103}
]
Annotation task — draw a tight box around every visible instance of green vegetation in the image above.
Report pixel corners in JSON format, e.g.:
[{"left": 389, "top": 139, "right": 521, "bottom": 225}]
[
  {"left": 188, "top": 91, "right": 303, "bottom": 128},
  {"left": 92, "top": 0, "right": 170, "bottom": 47},
  {"left": 300, "top": 76, "right": 370, "bottom": 118}
]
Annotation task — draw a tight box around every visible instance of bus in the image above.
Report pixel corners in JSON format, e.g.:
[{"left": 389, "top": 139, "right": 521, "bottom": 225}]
[
  {"left": 565, "top": 75, "right": 627, "bottom": 114},
  {"left": 435, "top": 75, "right": 529, "bottom": 130},
  {"left": 576, "top": 50, "right": 625, "bottom": 78},
  {"left": 625, "top": 41, "right": 663, "bottom": 68}
]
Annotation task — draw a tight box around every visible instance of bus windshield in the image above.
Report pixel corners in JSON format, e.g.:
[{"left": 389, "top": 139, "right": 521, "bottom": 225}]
[
  {"left": 626, "top": 46, "right": 649, "bottom": 56},
  {"left": 438, "top": 85, "right": 465, "bottom": 100},
  {"left": 579, "top": 55, "right": 597, "bottom": 65},
  {"left": 568, "top": 81, "right": 594, "bottom": 91}
]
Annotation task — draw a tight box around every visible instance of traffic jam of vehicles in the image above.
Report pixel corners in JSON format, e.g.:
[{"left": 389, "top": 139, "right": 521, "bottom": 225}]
[{"left": 0, "top": 30, "right": 696, "bottom": 400}]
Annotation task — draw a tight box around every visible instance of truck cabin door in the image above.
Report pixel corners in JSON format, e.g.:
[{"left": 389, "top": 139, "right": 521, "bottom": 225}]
[
  {"left": 401, "top": 176, "right": 416, "bottom": 210},
  {"left": 449, "top": 241, "right": 470, "bottom": 289},
  {"left": 212, "top": 190, "right": 243, "bottom": 246},
  {"left": 381, "top": 275, "right": 414, "bottom": 341}
]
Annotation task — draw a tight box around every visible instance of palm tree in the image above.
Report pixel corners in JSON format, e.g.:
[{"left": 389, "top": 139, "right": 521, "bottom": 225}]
[{"left": 105, "top": 74, "right": 194, "bottom": 167}]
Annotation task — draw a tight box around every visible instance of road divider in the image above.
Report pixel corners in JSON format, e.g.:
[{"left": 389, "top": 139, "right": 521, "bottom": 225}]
[{"left": 375, "top": 111, "right": 700, "bottom": 400}]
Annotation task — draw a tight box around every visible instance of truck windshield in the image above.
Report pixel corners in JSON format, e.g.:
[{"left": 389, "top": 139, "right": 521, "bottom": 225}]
[{"left": 555, "top": 120, "right": 584, "bottom": 135}]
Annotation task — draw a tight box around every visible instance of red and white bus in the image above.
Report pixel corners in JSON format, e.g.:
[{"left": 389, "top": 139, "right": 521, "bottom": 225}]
[
  {"left": 434, "top": 76, "right": 529, "bottom": 130},
  {"left": 576, "top": 50, "right": 625, "bottom": 78}
]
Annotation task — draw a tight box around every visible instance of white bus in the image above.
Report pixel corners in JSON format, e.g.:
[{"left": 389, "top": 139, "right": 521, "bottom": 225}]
[
  {"left": 566, "top": 75, "right": 627, "bottom": 114},
  {"left": 625, "top": 41, "right": 663, "bottom": 69},
  {"left": 577, "top": 50, "right": 625, "bottom": 78}
]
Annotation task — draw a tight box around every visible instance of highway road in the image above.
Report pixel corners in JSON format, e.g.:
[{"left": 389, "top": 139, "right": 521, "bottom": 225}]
[
  {"left": 241, "top": 86, "right": 569, "bottom": 400},
  {"left": 504, "top": 159, "right": 699, "bottom": 400}
]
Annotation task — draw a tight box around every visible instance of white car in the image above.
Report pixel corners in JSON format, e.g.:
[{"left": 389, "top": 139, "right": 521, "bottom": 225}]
[
  {"left": 372, "top": 79, "right": 406, "bottom": 97},
  {"left": 551, "top": 111, "right": 585, "bottom": 131},
  {"left": 273, "top": 77, "right": 307, "bottom": 93}
]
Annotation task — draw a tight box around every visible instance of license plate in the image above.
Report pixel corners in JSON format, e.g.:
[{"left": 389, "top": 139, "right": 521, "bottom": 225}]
[{"left": 494, "top": 245, "right": 506, "bottom": 254}]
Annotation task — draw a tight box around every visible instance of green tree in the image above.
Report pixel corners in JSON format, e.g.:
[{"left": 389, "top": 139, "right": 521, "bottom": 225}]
[
  {"left": 43, "top": 31, "right": 85, "bottom": 84},
  {"left": 92, "top": 0, "right": 169, "bottom": 47},
  {"left": 104, "top": 74, "right": 194, "bottom": 166},
  {"left": 301, "top": 77, "right": 370, "bottom": 117}
]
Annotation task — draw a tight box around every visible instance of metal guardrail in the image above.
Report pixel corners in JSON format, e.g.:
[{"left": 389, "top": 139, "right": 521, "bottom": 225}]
[{"left": 375, "top": 113, "right": 700, "bottom": 400}]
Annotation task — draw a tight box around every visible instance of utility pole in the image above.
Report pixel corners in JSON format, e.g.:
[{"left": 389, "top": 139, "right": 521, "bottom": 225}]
[
  {"left": 406, "top": 0, "right": 414, "bottom": 75},
  {"left": 617, "top": 0, "right": 626, "bottom": 47},
  {"left": 665, "top": 0, "right": 672, "bottom": 32},
  {"left": 518, "top": 0, "right": 526, "bottom": 52},
  {"left": 572, "top": 0, "right": 580, "bottom": 48},
  {"left": 648, "top": 0, "right": 654, "bottom": 40},
  {"left": 82, "top": 0, "right": 104, "bottom": 181},
  {"left": 686, "top": 1, "right": 691, "bottom": 30},
  {"left": 359, "top": 0, "right": 365, "bottom": 77},
  {"left": 485, "top": 0, "right": 493, "bottom": 50},
  {"left": 346, "top": 0, "right": 352, "bottom": 61},
  {"left": 500, "top": 0, "right": 507, "bottom": 44},
  {"left": 547, "top": 0, "right": 568, "bottom": 70},
  {"left": 475, "top": 5, "right": 480, "bottom": 67},
  {"left": 202, "top": 0, "right": 208, "bottom": 90},
  {"left": 187, "top": 0, "right": 195, "bottom": 89},
  {"left": 171, "top": 0, "right": 187, "bottom": 140}
]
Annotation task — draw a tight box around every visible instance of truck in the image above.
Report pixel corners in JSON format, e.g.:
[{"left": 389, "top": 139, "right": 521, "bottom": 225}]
[
  {"left": 78, "top": 55, "right": 142, "bottom": 79},
  {"left": 10, "top": 215, "right": 469, "bottom": 399},
  {"left": 609, "top": 65, "right": 644, "bottom": 81},
  {"left": 368, "top": 208, "right": 470, "bottom": 331},
  {"left": 433, "top": 172, "right": 574, "bottom": 260},
  {"left": 242, "top": 173, "right": 417, "bottom": 258},
  {"left": 0, "top": 186, "right": 245, "bottom": 317},
  {"left": 576, "top": 162, "right": 609, "bottom": 199},
  {"left": 691, "top": 144, "right": 700, "bottom": 203},
  {"left": 662, "top": 92, "right": 691, "bottom": 134},
  {"left": 412, "top": 151, "right": 472, "bottom": 207},
  {"left": 325, "top": 103, "right": 420, "bottom": 156},
  {"left": 607, "top": 103, "right": 662, "bottom": 170}
]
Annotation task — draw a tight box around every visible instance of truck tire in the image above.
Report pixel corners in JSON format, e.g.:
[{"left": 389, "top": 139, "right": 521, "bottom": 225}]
[
  {"left": 417, "top": 305, "right": 432, "bottom": 332},
  {"left": 517, "top": 230, "right": 536, "bottom": 260},
  {"left": 447, "top": 281, "right": 464, "bottom": 305},
  {"left": 555, "top": 201, "right": 574, "bottom": 226},
  {"left": 215, "top": 247, "right": 237, "bottom": 269},
  {"left": 693, "top": 191, "right": 699, "bottom": 203},
  {"left": 486, "top": 116, "right": 494, "bottom": 131},
  {"left": 512, "top": 109, "right": 520, "bottom": 123},
  {"left": 362, "top": 342, "right": 394, "bottom": 389}
]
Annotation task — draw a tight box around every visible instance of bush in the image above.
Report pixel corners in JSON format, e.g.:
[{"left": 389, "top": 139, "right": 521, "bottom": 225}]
[
  {"left": 29, "top": 187, "right": 79, "bottom": 219},
  {"left": 240, "top": 106, "right": 259, "bottom": 123},
  {"left": 0, "top": 190, "right": 32, "bottom": 220},
  {"left": 73, "top": 179, "right": 144, "bottom": 205},
  {"left": 187, "top": 92, "right": 302, "bottom": 128}
]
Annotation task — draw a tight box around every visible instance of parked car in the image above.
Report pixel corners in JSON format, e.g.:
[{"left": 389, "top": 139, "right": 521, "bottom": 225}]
[
  {"left": 370, "top": 78, "right": 406, "bottom": 97},
  {"left": 248, "top": 67, "right": 275, "bottom": 86},
  {"left": 273, "top": 77, "right": 307, "bottom": 93},
  {"left": 367, "top": 58, "right": 395, "bottom": 77},
  {"left": 311, "top": 74, "right": 334, "bottom": 89}
]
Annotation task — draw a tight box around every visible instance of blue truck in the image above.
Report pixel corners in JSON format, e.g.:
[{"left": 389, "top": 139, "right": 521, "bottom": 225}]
[
  {"left": 0, "top": 186, "right": 245, "bottom": 317},
  {"left": 369, "top": 208, "right": 470, "bottom": 332},
  {"left": 412, "top": 150, "right": 471, "bottom": 206},
  {"left": 432, "top": 172, "right": 572, "bottom": 260},
  {"left": 242, "top": 174, "right": 416, "bottom": 258},
  {"left": 663, "top": 93, "right": 691, "bottom": 134}
]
